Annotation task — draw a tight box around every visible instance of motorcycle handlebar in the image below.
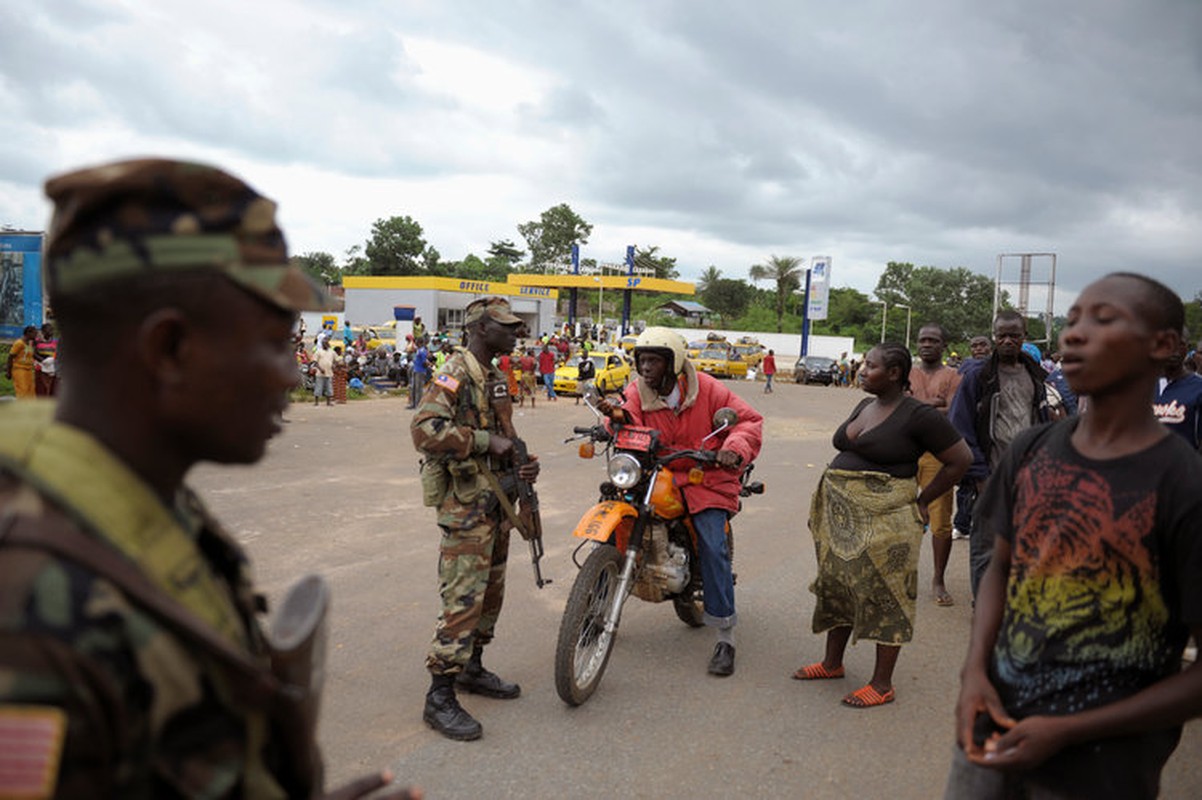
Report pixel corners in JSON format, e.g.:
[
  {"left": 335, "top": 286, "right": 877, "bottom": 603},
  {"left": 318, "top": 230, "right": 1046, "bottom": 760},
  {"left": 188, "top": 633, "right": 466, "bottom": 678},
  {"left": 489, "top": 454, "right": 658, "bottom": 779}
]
[
  {"left": 657, "top": 449, "right": 718, "bottom": 466},
  {"left": 571, "top": 425, "right": 611, "bottom": 441}
]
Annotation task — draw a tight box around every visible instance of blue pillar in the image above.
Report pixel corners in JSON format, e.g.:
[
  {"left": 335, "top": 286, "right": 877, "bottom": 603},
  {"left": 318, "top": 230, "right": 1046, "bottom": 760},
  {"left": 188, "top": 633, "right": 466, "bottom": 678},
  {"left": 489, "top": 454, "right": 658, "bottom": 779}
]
[
  {"left": 568, "top": 244, "right": 580, "bottom": 325},
  {"left": 799, "top": 268, "right": 812, "bottom": 357},
  {"left": 621, "top": 245, "right": 635, "bottom": 335}
]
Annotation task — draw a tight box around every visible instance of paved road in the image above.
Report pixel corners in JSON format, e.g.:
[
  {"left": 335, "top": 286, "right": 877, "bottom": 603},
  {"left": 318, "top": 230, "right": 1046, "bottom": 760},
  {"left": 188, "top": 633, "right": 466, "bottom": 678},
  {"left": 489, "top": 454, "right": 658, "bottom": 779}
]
[{"left": 192, "top": 380, "right": 1201, "bottom": 799}]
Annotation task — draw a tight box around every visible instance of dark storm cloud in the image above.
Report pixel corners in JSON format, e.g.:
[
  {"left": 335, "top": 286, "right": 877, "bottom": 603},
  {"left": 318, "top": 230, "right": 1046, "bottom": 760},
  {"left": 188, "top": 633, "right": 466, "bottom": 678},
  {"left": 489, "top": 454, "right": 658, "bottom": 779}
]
[
  {"left": 2, "top": 0, "right": 1198, "bottom": 301},
  {"left": 441, "top": 0, "right": 1200, "bottom": 295}
]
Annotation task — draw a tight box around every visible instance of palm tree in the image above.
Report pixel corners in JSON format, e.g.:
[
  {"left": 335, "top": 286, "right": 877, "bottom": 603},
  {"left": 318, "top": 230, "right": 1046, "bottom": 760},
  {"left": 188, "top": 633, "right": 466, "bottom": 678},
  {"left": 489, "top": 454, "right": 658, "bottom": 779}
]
[
  {"left": 749, "top": 255, "right": 804, "bottom": 332},
  {"left": 696, "top": 265, "right": 722, "bottom": 294}
]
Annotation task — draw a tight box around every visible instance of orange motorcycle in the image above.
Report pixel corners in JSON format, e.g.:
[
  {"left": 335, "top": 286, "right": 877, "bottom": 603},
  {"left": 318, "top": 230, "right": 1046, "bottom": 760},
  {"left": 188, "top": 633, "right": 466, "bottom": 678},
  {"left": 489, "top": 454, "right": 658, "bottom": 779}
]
[{"left": 553, "top": 407, "right": 763, "bottom": 705}]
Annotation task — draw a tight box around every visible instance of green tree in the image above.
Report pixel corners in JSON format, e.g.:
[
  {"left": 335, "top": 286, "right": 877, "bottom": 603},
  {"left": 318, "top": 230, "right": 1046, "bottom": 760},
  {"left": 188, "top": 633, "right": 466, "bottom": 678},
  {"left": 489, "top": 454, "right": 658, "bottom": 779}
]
[
  {"left": 812, "top": 286, "right": 878, "bottom": 347},
  {"left": 453, "top": 253, "right": 510, "bottom": 282},
  {"left": 874, "top": 262, "right": 998, "bottom": 344},
  {"left": 1185, "top": 291, "right": 1202, "bottom": 345},
  {"left": 696, "top": 266, "right": 722, "bottom": 294},
  {"left": 517, "top": 203, "right": 592, "bottom": 270},
  {"left": 341, "top": 244, "right": 370, "bottom": 276},
  {"left": 633, "top": 245, "right": 679, "bottom": 280},
  {"left": 702, "top": 278, "right": 754, "bottom": 322},
  {"left": 364, "top": 215, "right": 429, "bottom": 276},
  {"left": 874, "top": 261, "right": 914, "bottom": 307},
  {"left": 422, "top": 245, "right": 442, "bottom": 273},
  {"left": 292, "top": 251, "right": 338, "bottom": 286},
  {"left": 749, "top": 255, "right": 804, "bottom": 332},
  {"left": 488, "top": 239, "right": 525, "bottom": 266}
]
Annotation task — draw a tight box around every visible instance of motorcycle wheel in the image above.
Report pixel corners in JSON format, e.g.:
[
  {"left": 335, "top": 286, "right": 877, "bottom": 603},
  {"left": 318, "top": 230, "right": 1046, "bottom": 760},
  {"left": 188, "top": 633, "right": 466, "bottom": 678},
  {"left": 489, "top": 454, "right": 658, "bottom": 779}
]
[
  {"left": 672, "top": 589, "right": 705, "bottom": 628},
  {"left": 555, "top": 544, "right": 622, "bottom": 706}
]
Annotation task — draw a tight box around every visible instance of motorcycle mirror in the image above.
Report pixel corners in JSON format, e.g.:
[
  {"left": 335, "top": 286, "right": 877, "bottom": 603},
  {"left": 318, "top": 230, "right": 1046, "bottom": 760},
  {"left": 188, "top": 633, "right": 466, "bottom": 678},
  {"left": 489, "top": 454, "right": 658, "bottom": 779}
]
[
  {"left": 712, "top": 407, "right": 738, "bottom": 430},
  {"left": 581, "top": 383, "right": 606, "bottom": 421},
  {"left": 701, "top": 407, "right": 737, "bottom": 444}
]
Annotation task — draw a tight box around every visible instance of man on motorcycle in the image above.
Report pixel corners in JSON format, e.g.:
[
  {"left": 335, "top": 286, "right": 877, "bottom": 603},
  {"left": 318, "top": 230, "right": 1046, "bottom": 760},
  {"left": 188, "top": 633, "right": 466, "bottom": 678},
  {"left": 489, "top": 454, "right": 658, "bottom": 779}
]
[{"left": 598, "top": 327, "right": 763, "bottom": 676}]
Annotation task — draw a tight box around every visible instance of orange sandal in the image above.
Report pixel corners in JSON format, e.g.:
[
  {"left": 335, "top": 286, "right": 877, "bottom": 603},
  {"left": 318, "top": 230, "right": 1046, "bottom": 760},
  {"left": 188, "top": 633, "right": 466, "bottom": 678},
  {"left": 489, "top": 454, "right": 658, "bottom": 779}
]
[
  {"left": 791, "top": 662, "right": 845, "bottom": 680},
  {"left": 841, "top": 684, "right": 895, "bottom": 708}
]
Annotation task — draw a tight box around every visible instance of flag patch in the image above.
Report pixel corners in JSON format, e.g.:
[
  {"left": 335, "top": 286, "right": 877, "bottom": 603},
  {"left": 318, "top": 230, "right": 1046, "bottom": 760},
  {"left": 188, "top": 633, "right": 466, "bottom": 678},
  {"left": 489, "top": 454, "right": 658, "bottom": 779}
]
[
  {"left": 434, "top": 373, "right": 460, "bottom": 393},
  {"left": 0, "top": 706, "right": 67, "bottom": 798}
]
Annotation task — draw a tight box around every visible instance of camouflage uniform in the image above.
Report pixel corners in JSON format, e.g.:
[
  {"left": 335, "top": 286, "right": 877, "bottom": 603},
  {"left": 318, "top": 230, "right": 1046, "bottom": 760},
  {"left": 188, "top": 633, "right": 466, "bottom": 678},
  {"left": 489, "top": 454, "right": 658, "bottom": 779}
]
[
  {"left": 412, "top": 347, "right": 515, "bottom": 676},
  {"left": 0, "top": 158, "right": 334, "bottom": 798},
  {"left": 0, "top": 404, "right": 286, "bottom": 799}
]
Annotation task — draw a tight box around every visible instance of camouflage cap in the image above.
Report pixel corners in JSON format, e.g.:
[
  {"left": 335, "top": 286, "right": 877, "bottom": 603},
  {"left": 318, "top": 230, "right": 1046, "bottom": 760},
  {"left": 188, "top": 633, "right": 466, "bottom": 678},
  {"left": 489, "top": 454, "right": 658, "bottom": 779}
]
[
  {"left": 464, "top": 296, "right": 521, "bottom": 326},
  {"left": 42, "top": 157, "right": 337, "bottom": 312}
]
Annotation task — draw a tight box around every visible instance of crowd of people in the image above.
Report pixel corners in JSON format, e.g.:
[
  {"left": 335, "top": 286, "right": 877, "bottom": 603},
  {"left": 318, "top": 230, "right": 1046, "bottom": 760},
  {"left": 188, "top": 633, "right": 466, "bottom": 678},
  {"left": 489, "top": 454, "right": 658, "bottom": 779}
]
[
  {"left": 290, "top": 314, "right": 623, "bottom": 411},
  {"left": 2, "top": 155, "right": 1201, "bottom": 799},
  {"left": 4, "top": 322, "right": 58, "bottom": 398}
]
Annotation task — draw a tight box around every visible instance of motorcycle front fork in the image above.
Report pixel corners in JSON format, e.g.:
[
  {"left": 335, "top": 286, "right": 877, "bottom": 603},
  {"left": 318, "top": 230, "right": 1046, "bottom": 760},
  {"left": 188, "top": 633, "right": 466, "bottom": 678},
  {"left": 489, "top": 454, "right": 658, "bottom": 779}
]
[{"left": 599, "top": 487, "right": 656, "bottom": 642}]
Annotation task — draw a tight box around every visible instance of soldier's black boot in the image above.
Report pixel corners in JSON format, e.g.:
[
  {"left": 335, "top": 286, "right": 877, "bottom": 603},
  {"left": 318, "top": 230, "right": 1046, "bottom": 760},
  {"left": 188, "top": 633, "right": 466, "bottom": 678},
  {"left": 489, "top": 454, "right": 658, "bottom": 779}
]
[
  {"left": 455, "top": 645, "right": 522, "bottom": 699},
  {"left": 423, "top": 674, "right": 483, "bottom": 741}
]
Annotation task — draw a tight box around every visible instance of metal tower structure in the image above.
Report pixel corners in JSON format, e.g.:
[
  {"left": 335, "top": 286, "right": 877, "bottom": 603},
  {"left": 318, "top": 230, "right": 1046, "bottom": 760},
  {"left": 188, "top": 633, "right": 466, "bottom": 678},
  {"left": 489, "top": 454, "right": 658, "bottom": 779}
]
[{"left": 994, "top": 253, "right": 1057, "bottom": 348}]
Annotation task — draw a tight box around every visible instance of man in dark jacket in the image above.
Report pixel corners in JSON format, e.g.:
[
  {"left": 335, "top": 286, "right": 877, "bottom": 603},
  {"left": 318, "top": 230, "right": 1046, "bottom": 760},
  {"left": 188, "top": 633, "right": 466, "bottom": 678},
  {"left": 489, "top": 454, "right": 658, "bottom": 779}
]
[{"left": 948, "top": 310, "right": 1050, "bottom": 597}]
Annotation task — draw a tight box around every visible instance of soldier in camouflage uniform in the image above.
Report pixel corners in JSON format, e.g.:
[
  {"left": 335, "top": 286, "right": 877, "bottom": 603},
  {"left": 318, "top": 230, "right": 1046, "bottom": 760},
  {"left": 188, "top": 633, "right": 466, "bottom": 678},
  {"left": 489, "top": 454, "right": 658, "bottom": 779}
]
[
  {"left": 412, "top": 296, "right": 539, "bottom": 741},
  {"left": 0, "top": 159, "right": 417, "bottom": 799}
]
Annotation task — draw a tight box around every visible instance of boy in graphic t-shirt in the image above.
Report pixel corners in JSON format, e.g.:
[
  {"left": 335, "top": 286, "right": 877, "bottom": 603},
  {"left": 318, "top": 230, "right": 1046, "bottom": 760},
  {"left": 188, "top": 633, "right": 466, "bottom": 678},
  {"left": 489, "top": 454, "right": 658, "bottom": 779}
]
[{"left": 945, "top": 273, "right": 1202, "bottom": 800}]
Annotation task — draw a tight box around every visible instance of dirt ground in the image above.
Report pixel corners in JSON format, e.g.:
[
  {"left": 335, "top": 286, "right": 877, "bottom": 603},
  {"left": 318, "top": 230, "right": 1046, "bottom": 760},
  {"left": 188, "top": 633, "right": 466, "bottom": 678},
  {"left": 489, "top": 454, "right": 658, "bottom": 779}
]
[{"left": 191, "top": 380, "right": 1201, "bottom": 799}]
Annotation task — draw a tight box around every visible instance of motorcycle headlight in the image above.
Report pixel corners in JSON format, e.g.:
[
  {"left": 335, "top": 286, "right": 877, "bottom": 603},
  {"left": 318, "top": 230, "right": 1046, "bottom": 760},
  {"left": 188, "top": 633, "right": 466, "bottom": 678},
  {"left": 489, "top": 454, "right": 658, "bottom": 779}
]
[{"left": 607, "top": 453, "right": 643, "bottom": 489}]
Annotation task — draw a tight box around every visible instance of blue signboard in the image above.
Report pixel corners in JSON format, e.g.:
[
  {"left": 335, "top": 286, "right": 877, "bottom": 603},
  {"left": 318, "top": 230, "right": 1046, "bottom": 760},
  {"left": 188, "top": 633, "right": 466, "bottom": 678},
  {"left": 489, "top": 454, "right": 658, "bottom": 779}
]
[{"left": 0, "top": 232, "right": 44, "bottom": 339}]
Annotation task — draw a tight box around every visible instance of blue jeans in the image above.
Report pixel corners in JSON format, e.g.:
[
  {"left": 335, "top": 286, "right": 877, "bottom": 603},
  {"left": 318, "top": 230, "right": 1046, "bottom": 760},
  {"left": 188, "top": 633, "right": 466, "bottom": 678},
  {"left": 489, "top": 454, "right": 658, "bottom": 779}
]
[
  {"left": 543, "top": 372, "right": 557, "bottom": 399},
  {"left": 954, "top": 479, "right": 976, "bottom": 534},
  {"left": 692, "top": 508, "right": 736, "bottom": 627},
  {"left": 409, "top": 371, "right": 428, "bottom": 407}
]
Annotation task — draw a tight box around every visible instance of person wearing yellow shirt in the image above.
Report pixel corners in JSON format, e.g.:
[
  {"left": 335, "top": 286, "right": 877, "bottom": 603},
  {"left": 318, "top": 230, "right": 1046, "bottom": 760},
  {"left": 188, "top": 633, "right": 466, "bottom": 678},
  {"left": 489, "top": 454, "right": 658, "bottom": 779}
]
[{"left": 5, "top": 326, "right": 37, "bottom": 398}]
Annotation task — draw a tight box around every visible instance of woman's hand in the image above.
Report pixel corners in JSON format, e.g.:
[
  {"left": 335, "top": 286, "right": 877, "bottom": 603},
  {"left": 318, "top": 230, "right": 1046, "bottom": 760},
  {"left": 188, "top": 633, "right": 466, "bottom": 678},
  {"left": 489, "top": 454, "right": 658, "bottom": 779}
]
[{"left": 915, "top": 497, "right": 931, "bottom": 526}]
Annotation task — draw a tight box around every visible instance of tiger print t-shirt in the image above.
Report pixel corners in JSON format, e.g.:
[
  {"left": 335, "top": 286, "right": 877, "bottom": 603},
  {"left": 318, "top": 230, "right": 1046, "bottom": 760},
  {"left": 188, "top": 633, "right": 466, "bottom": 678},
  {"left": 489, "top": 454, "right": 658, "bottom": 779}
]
[{"left": 978, "top": 419, "right": 1202, "bottom": 719}]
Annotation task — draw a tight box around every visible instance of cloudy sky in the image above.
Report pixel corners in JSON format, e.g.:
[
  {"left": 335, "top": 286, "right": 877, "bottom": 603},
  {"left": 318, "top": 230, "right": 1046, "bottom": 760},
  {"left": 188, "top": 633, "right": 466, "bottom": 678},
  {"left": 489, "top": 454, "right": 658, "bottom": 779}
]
[{"left": 2, "top": 0, "right": 1199, "bottom": 310}]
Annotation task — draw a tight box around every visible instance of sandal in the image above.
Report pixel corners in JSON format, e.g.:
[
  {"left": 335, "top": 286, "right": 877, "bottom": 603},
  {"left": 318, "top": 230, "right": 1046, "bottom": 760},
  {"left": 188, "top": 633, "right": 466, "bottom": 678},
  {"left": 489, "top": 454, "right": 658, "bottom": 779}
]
[
  {"left": 792, "top": 662, "right": 845, "bottom": 680},
  {"left": 841, "top": 684, "right": 895, "bottom": 708},
  {"left": 934, "top": 589, "right": 955, "bottom": 607}
]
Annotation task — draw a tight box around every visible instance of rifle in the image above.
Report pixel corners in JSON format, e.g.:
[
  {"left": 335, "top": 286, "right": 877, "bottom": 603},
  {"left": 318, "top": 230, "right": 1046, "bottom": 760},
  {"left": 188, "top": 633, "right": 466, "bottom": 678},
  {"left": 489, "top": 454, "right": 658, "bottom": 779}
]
[
  {"left": 511, "top": 437, "right": 550, "bottom": 589},
  {"left": 487, "top": 375, "right": 551, "bottom": 589}
]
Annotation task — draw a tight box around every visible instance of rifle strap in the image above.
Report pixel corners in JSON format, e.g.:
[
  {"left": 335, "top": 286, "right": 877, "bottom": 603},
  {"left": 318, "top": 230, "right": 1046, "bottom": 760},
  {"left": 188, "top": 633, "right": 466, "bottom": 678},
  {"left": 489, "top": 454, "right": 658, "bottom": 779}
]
[
  {"left": 0, "top": 511, "right": 280, "bottom": 706},
  {"left": 475, "top": 460, "right": 529, "bottom": 538}
]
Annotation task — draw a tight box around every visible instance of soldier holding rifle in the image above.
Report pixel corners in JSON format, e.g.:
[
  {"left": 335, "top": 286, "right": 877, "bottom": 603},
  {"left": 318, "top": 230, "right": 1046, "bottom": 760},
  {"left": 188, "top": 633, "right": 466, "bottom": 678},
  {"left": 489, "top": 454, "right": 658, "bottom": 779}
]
[
  {"left": 412, "top": 297, "right": 541, "bottom": 741},
  {"left": 0, "top": 159, "right": 419, "bottom": 798}
]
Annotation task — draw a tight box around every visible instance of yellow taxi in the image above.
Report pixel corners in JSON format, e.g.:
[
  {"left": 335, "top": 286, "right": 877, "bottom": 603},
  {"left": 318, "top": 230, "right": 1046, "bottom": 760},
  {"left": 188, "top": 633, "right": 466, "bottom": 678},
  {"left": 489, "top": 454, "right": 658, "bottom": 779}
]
[
  {"left": 617, "top": 334, "right": 639, "bottom": 354},
  {"left": 689, "top": 342, "right": 748, "bottom": 379},
  {"left": 350, "top": 321, "right": 398, "bottom": 350},
  {"left": 731, "top": 340, "right": 765, "bottom": 369},
  {"left": 554, "top": 350, "right": 633, "bottom": 395}
]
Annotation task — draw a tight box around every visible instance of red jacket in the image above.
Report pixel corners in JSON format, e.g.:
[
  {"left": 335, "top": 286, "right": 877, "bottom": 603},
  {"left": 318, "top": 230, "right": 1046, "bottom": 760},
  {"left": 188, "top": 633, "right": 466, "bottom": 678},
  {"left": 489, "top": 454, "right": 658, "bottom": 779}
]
[{"left": 620, "top": 361, "right": 763, "bottom": 515}]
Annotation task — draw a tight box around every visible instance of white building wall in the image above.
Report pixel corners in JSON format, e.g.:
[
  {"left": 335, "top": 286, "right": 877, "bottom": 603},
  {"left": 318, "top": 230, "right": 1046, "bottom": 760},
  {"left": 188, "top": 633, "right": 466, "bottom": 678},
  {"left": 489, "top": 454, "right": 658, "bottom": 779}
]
[
  {"left": 695, "top": 328, "right": 858, "bottom": 362},
  {"left": 341, "top": 287, "right": 555, "bottom": 339}
]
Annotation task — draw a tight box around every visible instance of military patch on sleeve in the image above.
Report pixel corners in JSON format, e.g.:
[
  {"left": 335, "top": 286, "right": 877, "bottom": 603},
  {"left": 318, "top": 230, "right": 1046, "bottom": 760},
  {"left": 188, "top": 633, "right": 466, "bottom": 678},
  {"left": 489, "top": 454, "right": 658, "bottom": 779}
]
[
  {"left": 434, "top": 373, "right": 460, "bottom": 393},
  {"left": 0, "top": 705, "right": 67, "bottom": 797}
]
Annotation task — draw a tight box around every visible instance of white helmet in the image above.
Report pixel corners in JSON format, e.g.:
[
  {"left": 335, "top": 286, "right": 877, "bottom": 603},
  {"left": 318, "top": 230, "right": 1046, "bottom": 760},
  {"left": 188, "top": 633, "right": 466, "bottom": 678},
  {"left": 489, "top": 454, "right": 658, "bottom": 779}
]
[{"left": 633, "top": 327, "right": 688, "bottom": 376}]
